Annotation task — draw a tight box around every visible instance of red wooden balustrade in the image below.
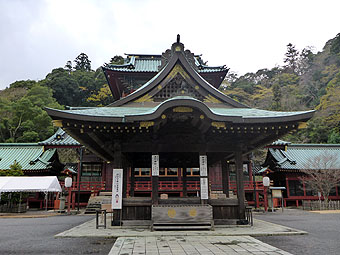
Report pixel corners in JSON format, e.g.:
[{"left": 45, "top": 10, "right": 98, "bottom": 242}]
[
  {"left": 59, "top": 181, "right": 105, "bottom": 192},
  {"left": 127, "top": 180, "right": 264, "bottom": 192}
]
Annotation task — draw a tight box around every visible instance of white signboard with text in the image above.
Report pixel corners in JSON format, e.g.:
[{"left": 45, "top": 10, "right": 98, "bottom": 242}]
[
  {"left": 152, "top": 155, "right": 159, "bottom": 176},
  {"left": 199, "top": 155, "right": 208, "bottom": 176},
  {"left": 200, "top": 177, "right": 209, "bottom": 199},
  {"left": 112, "top": 169, "right": 123, "bottom": 209}
]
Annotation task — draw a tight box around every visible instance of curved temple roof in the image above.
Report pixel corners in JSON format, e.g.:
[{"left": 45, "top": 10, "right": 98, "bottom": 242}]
[{"left": 46, "top": 96, "right": 314, "bottom": 124}]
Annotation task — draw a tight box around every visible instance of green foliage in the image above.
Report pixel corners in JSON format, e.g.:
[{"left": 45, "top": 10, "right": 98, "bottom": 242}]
[
  {"left": 330, "top": 33, "right": 340, "bottom": 55},
  {"left": 271, "top": 83, "right": 281, "bottom": 110},
  {"left": 0, "top": 160, "right": 24, "bottom": 176},
  {"left": 284, "top": 43, "right": 299, "bottom": 74},
  {"left": 74, "top": 53, "right": 91, "bottom": 71},
  {"left": 9, "top": 80, "right": 36, "bottom": 90},
  {"left": 87, "top": 84, "right": 113, "bottom": 106},
  {"left": 110, "top": 55, "right": 124, "bottom": 65},
  {"left": 0, "top": 161, "right": 25, "bottom": 205},
  {"left": 328, "top": 129, "right": 340, "bottom": 144},
  {"left": 0, "top": 83, "right": 62, "bottom": 143}
]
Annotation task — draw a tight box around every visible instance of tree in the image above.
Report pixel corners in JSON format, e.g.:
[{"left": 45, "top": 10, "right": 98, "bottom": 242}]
[
  {"left": 284, "top": 43, "right": 299, "bottom": 74},
  {"left": 109, "top": 55, "right": 124, "bottom": 65},
  {"left": 300, "top": 151, "right": 340, "bottom": 207},
  {"left": 0, "top": 160, "right": 24, "bottom": 176},
  {"left": 271, "top": 83, "right": 281, "bottom": 110},
  {"left": 0, "top": 161, "right": 24, "bottom": 205},
  {"left": 9, "top": 80, "right": 36, "bottom": 90},
  {"left": 74, "top": 53, "right": 91, "bottom": 71},
  {"left": 64, "top": 60, "right": 73, "bottom": 73},
  {"left": 0, "top": 84, "right": 62, "bottom": 143},
  {"left": 330, "top": 33, "right": 340, "bottom": 55}
]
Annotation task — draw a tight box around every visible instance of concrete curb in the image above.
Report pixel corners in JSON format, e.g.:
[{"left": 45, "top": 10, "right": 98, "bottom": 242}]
[{"left": 55, "top": 218, "right": 308, "bottom": 238}]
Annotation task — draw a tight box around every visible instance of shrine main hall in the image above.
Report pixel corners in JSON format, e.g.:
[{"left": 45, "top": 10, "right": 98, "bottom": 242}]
[{"left": 46, "top": 36, "right": 314, "bottom": 228}]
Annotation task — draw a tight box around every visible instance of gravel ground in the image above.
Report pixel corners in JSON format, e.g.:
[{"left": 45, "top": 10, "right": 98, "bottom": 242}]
[
  {"left": 254, "top": 208, "right": 340, "bottom": 255},
  {"left": 0, "top": 215, "right": 115, "bottom": 255}
]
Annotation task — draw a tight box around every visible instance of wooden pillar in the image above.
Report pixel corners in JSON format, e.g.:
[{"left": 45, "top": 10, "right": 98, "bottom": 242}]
[
  {"left": 151, "top": 154, "right": 159, "bottom": 205},
  {"left": 129, "top": 162, "right": 135, "bottom": 197},
  {"left": 221, "top": 160, "right": 230, "bottom": 197},
  {"left": 248, "top": 162, "right": 253, "bottom": 182},
  {"left": 235, "top": 150, "right": 245, "bottom": 220},
  {"left": 113, "top": 143, "right": 123, "bottom": 225},
  {"left": 72, "top": 191, "right": 76, "bottom": 210},
  {"left": 199, "top": 153, "right": 209, "bottom": 204},
  {"left": 122, "top": 158, "right": 128, "bottom": 199}
]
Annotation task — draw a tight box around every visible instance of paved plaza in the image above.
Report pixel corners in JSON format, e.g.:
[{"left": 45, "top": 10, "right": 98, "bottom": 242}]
[{"left": 55, "top": 215, "right": 304, "bottom": 254}]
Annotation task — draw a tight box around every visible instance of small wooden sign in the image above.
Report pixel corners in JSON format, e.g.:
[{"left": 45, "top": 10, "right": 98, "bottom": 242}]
[
  {"left": 200, "top": 177, "right": 209, "bottom": 200},
  {"left": 152, "top": 155, "right": 159, "bottom": 176},
  {"left": 199, "top": 155, "right": 208, "bottom": 176},
  {"left": 112, "top": 169, "right": 123, "bottom": 209}
]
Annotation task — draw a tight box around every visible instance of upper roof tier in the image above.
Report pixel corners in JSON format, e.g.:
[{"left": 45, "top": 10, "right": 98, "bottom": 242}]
[
  {"left": 103, "top": 54, "right": 227, "bottom": 73},
  {"left": 102, "top": 36, "right": 229, "bottom": 100}
]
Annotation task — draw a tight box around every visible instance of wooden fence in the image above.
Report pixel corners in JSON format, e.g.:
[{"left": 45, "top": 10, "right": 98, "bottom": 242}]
[{"left": 302, "top": 200, "right": 340, "bottom": 210}]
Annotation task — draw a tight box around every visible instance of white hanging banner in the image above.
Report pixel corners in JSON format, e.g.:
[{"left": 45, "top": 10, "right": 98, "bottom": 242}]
[
  {"left": 200, "top": 177, "right": 209, "bottom": 200},
  {"left": 112, "top": 169, "right": 123, "bottom": 209},
  {"left": 199, "top": 155, "right": 208, "bottom": 176},
  {"left": 152, "top": 155, "right": 159, "bottom": 176}
]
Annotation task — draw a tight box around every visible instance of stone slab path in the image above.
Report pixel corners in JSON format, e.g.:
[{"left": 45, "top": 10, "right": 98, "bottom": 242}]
[{"left": 108, "top": 236, "right": 292, "bottom": 255}]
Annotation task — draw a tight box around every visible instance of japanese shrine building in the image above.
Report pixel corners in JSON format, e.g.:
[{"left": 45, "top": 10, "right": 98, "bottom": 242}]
[
  {"left": 261, "top": 140, "right": 340, "bottom": 207},
  {"left": 46, "top": 37, "right": 314, "bottom": 225}
]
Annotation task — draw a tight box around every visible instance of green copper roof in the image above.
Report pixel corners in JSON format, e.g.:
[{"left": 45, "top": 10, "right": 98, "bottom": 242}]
[
  {"left": 104, "top": 55, "right": 226, "bottom": 73},
  {"left": 39, "top": 128, "right": 81, "bottom": 147},
  {"left": 268, "top": 144, "right": 340, "bottom": 170},
  {"left": 48, "top": 96, "right": 314, "bottom": 123},
  {"left": 0, "top": 144, "right": 56, "bottom": 171}
]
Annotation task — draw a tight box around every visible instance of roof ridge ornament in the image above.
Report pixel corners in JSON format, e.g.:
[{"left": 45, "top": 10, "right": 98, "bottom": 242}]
[{"left": 159, "top": 35, "right": 198, "bottom": 71}]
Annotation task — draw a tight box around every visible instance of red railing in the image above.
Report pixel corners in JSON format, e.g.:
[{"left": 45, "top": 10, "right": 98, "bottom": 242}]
[
  {"left": 128, "top": 181, "right": 264, "bottom": 192},
  {"left": 229, "top": 181, "right": 264, "bottom": 191},
  {"left": 60, "top": 181, "right": 105, "bottom": 192}
]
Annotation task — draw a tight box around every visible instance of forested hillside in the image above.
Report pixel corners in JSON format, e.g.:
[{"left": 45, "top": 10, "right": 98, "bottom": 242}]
[
  {"left": 0, "top": 53, "right": 120, "bottom": 142},
  {"left": 222, "top": 33, "right": 340, "bottom": 144},
  {"left": 1, "top": 34, "right": 340, "bottom": 144}
]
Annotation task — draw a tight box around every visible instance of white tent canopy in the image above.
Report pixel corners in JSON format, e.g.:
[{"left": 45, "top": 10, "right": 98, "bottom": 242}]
[{"left": 0, "top": 176, "right": 62, "bottom": 193}]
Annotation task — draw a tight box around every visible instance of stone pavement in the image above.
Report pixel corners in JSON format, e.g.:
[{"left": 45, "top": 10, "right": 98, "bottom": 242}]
[
  {"left": 55, "top": 217, "right": 304, "bottom": 255},
  {"left": 109, "top": 236, "right": 292, "bottom": 255}
]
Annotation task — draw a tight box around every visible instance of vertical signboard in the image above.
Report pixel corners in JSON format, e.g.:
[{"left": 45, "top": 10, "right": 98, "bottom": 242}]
[
  {"left": 199, "top": 155, "right": 208, "bottom": 176},
  {"left": 200, "top": 177, "right": 209, "bottom": 199},
  {"left": 152, "top": 155, "right": 159, "bottom": 176},
  {"left": 112, "top": 169, "right": 123, "bottom": 209}
]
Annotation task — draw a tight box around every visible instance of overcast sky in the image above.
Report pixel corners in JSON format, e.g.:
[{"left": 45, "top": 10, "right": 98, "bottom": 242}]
[{"left": 1, "top": 0, "right": 339, "bottom": 90}]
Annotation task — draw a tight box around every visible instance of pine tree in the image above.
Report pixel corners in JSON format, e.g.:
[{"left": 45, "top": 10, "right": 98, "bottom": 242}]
[
  {"left": 284, "top": 43, "right": 299, "bottom": 74},
  {"left": 74, "top": 53, "right": 91, "bottom": 71}
]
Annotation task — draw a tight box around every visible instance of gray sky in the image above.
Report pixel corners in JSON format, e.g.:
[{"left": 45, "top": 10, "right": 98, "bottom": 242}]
[{"left": 1, "top": 0, "right": 339, "bottom": 90}]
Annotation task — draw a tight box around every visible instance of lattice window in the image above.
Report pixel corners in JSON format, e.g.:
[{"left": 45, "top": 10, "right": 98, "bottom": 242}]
[{"left": 154, "top": 74, "right": 204, "bottom": 100}]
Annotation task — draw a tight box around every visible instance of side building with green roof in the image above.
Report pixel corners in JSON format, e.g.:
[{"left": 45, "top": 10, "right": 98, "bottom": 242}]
[
  {"left": 0, "top": 143, "right": 62, "bottom": 175},
  {"left": 262, "top": 141, "right": 340, "bottom": 207}
]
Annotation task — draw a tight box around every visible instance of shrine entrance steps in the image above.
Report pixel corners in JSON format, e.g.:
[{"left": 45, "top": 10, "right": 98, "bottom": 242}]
[{"left": 84, "top": 193, "right": 111, "bottom": 214}]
